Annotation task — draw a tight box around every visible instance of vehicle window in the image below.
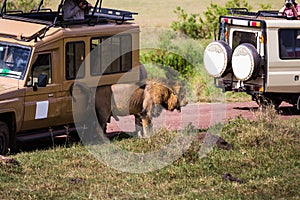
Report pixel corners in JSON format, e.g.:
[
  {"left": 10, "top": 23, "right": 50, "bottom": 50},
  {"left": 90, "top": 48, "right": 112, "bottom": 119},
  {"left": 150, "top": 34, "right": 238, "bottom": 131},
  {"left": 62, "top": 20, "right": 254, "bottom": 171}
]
[
  {"left": 0, "top": 42, "right": 31, "bottom": 80},
  {"left": 279, "top": 29, "right": 300, "bottom": 59},
  {"left": 27, "top": 53, "right": 52, "bottom": 86},
  {"left": 232, "top": 31, "right": 257, "bottom": 50},
  {"left": 66, "top": 41, "right": 85, "bottom": 80},
  {"left": 90, "top": 35, "right": 132, "bottom": 75}
]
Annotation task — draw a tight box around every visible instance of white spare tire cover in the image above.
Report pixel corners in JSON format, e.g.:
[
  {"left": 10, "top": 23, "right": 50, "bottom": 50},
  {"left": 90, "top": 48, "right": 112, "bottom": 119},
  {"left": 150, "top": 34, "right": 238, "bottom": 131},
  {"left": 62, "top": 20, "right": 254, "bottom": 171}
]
[
  {"left": 232, "top": 43, "right": 260, "bottom": 81},
  {"left": 204, "top": 40, "right": 232, "bottom": 78}
]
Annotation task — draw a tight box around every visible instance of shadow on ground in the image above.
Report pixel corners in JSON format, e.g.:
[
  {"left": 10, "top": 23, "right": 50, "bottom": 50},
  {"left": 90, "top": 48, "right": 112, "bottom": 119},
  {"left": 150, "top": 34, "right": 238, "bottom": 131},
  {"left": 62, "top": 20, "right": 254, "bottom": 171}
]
[
  {"left": 15, "top": 131, "right": 133, "bottom": 154},
  {"left": 233, "top": 105, "right": 299, "bottom": 116}
]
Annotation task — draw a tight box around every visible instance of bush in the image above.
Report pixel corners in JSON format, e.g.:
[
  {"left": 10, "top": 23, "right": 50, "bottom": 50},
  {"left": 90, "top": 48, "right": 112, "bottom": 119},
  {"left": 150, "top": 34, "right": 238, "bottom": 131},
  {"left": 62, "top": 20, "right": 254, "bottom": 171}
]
[
  {"left": 0, "top": 0, "right": 41, "bottom": 12},
  {"left": 171, "top": 0, "right": 253, "bottom": 39},
  {"left": 140, "top": 30, "right": 203, "bottom": 80}
]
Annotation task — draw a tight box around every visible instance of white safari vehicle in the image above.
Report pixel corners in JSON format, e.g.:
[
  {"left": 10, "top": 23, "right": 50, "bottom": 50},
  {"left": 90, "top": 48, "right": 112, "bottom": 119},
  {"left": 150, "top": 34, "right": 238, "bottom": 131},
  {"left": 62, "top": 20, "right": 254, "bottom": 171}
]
[
  {"left": 204, "top": 8, "right": 300, "bottom": 109},
  {"left": 0, "top": 0, "right": 142, "bottom": 154}
]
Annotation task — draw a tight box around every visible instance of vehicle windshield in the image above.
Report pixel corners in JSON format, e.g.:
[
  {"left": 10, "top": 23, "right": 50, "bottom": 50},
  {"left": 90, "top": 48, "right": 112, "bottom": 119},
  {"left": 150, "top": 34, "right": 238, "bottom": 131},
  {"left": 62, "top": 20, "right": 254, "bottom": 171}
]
[{"left": 0, "top": 42, "right": 31, "bottom": 80}]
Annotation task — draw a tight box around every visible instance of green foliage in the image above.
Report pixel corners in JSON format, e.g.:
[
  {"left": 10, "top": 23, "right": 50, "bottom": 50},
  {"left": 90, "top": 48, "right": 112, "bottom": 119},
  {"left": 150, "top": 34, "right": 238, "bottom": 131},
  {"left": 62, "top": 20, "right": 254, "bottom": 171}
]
[
  {"left": 140, "top": 31, "right": 249, "bottom": 102},
  {"left": 140, "top": 30, "right": 203, "bottom": 79},
  {"left": 259, "top": 3, "right": 272, "bottom": 10},
  {"left": 171, "top": 0, "right": 254, "bottom": 39},
  {"left": 170, "top": 7, "right": 206, "bottom": 39},
  {"left": 0, "top": 0, "right": 40, "bottom": 12}
]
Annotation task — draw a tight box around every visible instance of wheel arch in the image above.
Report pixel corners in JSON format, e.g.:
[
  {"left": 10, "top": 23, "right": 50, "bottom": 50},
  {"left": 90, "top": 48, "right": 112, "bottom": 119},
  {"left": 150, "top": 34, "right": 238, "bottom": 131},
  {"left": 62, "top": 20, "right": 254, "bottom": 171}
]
[{"left": 0, "top": 112, "right": 17, "bottom": 150}]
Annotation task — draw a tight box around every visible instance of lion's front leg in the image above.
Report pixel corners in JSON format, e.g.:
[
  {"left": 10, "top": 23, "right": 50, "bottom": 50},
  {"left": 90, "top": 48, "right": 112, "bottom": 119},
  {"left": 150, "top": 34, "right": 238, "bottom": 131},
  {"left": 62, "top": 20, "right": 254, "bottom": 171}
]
[
  {"left": 134, "top": 114, "right": 143, "bottom": 137},
  {"left": 134, "top": 114, "right": 152, "bottom": 138},
  {"left": 141, "top": 115, "right": 152, "bottom": 138}
]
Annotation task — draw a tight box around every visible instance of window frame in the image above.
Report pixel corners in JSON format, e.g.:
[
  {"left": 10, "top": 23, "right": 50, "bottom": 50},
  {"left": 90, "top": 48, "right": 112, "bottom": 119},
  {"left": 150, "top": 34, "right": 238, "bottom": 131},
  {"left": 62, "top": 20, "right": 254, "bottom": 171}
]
[
  {"left": 90, "top": 34, "right": 132, "bottom": 76},
  {"left": 27, "top": 53, "right": 52, "bottom": 87},
  {"left": 65, "top": 41, "right": 85, "bottom": 80},
  {"left": 278, "top": 28, "right": 300, "bottom": 60},
  {"left": 231, "top": 30, "right": 258, "bottom": 50}
]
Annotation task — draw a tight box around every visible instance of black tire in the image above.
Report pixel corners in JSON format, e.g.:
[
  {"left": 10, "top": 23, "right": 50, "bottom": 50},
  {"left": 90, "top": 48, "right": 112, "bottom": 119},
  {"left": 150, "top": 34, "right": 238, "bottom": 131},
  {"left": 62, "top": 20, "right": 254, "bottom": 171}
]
[{"left": 0, "top": 121, "right": 9, "bottom": 155}]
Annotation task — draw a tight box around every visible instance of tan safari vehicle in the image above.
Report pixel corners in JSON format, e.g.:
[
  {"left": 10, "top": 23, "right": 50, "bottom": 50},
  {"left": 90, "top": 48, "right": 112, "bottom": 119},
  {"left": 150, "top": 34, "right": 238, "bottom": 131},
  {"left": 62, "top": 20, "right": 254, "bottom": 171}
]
[
  {"left": 0, "top": 0, "right": 142, "bottom": 154},
  {"left": 204, "top": 8, "right": 300, "bottom": 109}
]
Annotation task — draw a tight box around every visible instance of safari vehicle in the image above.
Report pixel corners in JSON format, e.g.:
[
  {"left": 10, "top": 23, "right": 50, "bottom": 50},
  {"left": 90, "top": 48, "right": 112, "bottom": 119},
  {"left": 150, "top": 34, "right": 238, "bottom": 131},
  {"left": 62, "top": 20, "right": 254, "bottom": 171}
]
[
  {"left": 204, "top": 8, "right": 300, "bottom": 109},
  {"left": 0, "top": 0, "right": 142, "bottom": 154}
]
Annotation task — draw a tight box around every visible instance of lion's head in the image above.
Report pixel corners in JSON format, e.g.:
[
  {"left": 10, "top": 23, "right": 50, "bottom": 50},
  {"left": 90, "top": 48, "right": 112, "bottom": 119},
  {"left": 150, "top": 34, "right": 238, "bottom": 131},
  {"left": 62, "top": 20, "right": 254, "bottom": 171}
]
[
  {"left": 145, "top": 79, "right": 188, "bottom": 113},
  {"left": 169, "top": 81, "right": 188, "bottom": 111}
]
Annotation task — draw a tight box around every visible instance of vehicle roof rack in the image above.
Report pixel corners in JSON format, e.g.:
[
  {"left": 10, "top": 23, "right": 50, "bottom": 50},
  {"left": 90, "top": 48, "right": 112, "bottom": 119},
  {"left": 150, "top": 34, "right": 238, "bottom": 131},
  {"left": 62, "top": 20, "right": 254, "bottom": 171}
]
[
  {"left": 0, "top": 0, "right": 137, "bottom": 26},
  {"left": 92, "top": 7, "right": 137, "bottom": 24},
  {"left": 0, "top": 0, "right": 138, "bottom": 41},
  {"left": 227, "top": 8, "right": 286, "bottom": 19}
]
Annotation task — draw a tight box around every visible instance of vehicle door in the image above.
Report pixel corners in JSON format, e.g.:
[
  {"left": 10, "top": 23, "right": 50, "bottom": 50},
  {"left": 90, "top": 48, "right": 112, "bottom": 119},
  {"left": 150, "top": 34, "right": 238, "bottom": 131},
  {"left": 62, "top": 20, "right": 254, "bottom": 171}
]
[
  {"left": 21, "top": 52, "right": 63, "bottom": 131},
  {"left": 268, "top": 29, "right": 300, "bottom": 92}
]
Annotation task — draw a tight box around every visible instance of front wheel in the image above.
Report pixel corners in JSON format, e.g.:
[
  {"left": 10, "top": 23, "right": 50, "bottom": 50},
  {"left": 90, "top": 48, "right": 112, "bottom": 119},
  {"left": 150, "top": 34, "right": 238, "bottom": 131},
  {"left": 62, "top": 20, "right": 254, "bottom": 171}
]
[{"left": 0, "top": 121, "right": 9, "bottom": 155}]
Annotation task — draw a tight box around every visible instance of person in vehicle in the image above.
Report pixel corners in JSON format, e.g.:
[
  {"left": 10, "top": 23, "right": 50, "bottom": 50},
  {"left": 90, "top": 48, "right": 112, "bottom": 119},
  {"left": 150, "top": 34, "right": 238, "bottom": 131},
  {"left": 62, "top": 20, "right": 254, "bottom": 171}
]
[
  {"left": 62, "top": 0, "right": 92, "bottom": 20},
  {"left": 14, "top": 49, "right": 29, "bottom": 73},
  {"left": 279, "top": 0, "right": 300, "bottom": 19},
  {"left": 15, "top": 54, "right": 27, "bottom": 71}
]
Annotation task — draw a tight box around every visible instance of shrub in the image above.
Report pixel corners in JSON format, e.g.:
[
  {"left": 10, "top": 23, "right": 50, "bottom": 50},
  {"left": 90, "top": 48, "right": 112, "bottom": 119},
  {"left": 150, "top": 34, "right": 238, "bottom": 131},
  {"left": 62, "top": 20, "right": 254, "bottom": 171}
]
[
  {"left": 0, "top": 0, "right": 41, "bottom": 12},
  {"left": 171, "top": 0, "right": 253, "bottom": 39},
  {"left": 140, "top": 30, "right": 203, "bottom": 80}
]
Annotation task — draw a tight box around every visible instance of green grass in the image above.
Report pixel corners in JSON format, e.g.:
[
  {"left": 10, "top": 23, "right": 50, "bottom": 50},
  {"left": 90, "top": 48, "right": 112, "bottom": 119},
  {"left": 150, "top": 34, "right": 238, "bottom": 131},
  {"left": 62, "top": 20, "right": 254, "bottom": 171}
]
[{"left": 1, "top": 108, "right": 299, "bottom": 199}]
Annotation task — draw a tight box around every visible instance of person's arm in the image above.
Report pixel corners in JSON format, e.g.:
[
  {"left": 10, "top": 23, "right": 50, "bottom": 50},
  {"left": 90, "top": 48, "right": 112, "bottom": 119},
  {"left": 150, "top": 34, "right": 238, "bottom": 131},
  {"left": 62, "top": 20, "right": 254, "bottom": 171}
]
[
  {"left": 278, "top": 6, "right": 286, "bottom": 16},
  {"left": 295, "top": 4, "right": 300, "bottom": 19},
  {"left": 63, "top": 2, "right": 82, "bottom": 20},
  {"left": 289, "top": 4, "right": 299, "bottom": 18},
  {"left": 78, "top": 1, "right": 92, "bottom": 10}
]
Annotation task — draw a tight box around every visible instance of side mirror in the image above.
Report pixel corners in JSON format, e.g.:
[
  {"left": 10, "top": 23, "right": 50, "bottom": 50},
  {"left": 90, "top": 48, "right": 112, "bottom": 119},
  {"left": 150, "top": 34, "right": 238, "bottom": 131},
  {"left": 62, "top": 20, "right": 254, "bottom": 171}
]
[
  {"left": 33, "top": 74, "right": 47, "bottom": 91},
  {"left": 37, "top": 74, "right": 47, "bottom": 87}
]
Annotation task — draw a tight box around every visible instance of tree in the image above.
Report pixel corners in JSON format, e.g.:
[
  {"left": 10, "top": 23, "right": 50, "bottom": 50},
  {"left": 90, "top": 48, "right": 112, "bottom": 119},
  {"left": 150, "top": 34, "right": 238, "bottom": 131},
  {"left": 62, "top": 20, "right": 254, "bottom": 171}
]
[
  {"left": 171, "top": 0, "right": 254, "bottom": 39},
  {"left": 0, "top": 0, "right": 40, "bottom": 12}
]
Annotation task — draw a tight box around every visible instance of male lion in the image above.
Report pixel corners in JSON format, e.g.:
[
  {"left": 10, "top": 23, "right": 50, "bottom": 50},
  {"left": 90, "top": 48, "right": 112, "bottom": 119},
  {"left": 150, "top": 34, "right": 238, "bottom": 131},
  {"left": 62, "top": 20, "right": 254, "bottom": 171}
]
[{"left": 95, "top": 79, "right": 187, "bottom": 137}]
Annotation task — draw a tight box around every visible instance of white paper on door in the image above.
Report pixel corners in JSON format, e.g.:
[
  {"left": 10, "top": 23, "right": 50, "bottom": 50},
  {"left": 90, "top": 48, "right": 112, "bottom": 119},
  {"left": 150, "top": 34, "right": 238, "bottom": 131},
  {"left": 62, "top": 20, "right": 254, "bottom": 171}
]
[{"left": 35, "top": 100, "right": 49, "bottom": 119}]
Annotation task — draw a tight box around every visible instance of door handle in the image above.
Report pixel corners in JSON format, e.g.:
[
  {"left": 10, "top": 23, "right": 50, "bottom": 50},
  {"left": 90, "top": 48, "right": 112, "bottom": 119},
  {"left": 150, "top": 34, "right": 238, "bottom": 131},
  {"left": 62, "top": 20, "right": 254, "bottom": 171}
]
[{"left": 48, "top": 93, "right": 54, "bottom": 97}]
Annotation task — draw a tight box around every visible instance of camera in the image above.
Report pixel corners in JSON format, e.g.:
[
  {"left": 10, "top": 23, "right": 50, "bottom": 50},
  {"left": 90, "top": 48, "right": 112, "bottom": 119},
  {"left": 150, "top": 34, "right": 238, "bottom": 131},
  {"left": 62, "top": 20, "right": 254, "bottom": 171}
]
[
  {"left": 75, "top": 0, "right": 91, "bottom": 10},
  {"left": 285, "top": 0, "right": 294, "bottom": 8},
  {"left": 81, "top": 1, "right": 88, "bottom": 7}
]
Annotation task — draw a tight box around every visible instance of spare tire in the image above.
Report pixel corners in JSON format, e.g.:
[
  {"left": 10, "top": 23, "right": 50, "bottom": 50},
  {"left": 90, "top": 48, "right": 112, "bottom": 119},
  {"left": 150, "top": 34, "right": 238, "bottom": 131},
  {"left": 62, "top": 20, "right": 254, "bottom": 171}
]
[
  {"left": 232, "top": 43, "right": 260, "bottom": 81},
  {"left": 204, "top": 40, "right": 232, "bottom": 78}
]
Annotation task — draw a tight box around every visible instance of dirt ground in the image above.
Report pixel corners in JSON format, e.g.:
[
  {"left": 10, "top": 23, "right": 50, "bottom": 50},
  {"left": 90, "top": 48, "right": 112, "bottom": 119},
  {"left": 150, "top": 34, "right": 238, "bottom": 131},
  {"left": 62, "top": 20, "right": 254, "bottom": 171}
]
[{"left": 107, "top": 101, "right": 299, "bottom": 133}]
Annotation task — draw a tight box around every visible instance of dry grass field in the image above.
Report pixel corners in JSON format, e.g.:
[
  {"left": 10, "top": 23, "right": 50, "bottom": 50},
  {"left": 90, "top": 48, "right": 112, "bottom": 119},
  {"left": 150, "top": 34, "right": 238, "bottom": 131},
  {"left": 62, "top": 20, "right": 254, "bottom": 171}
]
[{"left": 46, "top": 0, "right": 282, "bottom": 28}]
